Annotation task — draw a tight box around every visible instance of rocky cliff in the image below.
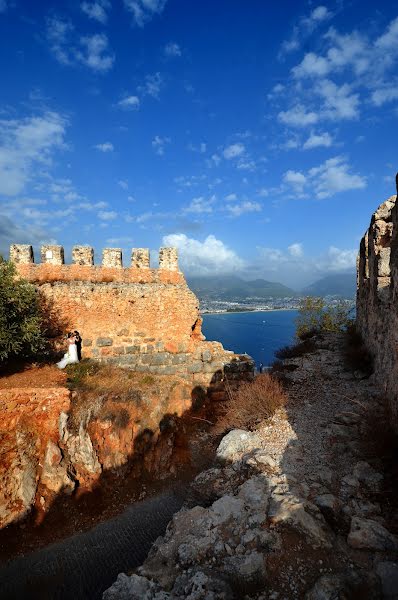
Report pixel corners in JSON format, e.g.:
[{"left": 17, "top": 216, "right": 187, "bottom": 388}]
[
  {"left": 356, "top": 186, "right": 398, "bottom": 429},
  {"left": 103, "top": 334, "right": 398, "bottom": 600}
]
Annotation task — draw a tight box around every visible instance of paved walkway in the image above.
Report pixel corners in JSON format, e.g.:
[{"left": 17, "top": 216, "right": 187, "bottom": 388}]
[{"left": 0, "top": 489, "right": 185, "bottom": 600}]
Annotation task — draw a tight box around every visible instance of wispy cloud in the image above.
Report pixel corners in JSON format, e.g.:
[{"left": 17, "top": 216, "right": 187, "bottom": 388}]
[
  {"left": 151, "top": 135, "right": 170, "bottom": 155},
  {"left": 139, "top": 72, "right": 163, "bottom": 98},
  {"left": 183, "top": 196, "right": 215, "bottom": 214},
  {"left": 226, "top": 201, "right": 262, "bottom": 217},
  {"left": 283, "top": 156, "right": 366, "bottom": 199},
  {"left": 164, "top": 42, "right": 181, "bottom": 57},
  {"left": 98, "top": 209, "right": 117, "bottom": 220},
  {"left": 0, "top": 111, "right": 67, "bottom": 196},
  {"left": 117, "top": 95, "right": 140, "bottom": 110},
  {"left": 124, "top": 0, "right": 167, "bottom": 27},
  {"left": 81, "top": 1, "right": 111, "bottom": 24},
  {"left": 280, "top": 5, "right": 333, "bottom": 55},
  {"left": 46, "top": 18, "right": 114, "bottom": 72},
  {"left": 223, "top": 143, "right": 245, "bottom": 159},
  {"left": 94, "top": 141, "right": 114, "bottom": 152},
  {"left": 303, "top": 131, "right": 333, "bottom": 150}
]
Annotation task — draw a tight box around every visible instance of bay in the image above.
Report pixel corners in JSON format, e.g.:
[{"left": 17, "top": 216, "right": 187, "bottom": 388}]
[{"left": 202, "top": 310, "right": 298, "bottom": 368}]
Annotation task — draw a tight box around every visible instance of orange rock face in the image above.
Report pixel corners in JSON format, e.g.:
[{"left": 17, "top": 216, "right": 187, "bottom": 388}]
[{"left": 0, "top": 387, "right": 71, "bottom": 529}]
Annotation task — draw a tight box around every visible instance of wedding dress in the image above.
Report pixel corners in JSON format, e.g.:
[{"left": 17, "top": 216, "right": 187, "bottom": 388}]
[{"left": 57, "top": 342, "right": 79, "bottom": 369}]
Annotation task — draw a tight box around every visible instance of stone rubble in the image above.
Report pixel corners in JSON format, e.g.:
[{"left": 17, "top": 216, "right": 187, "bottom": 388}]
[{"left": 104, "top": 332, "right": 398, "bottom": 599}]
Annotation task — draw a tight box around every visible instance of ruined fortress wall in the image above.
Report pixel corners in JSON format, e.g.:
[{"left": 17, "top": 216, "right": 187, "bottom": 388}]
[
  {"left": 356, "top": 193, "right": 398, "bottom": 427},
  {"left": 9, "top": 244, "right": 252, "bottom": 385}
]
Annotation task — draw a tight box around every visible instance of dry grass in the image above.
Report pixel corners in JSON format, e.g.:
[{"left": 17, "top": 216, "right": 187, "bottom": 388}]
[{"left": 215, "top": 373, "right": 287, "bottom": 433}]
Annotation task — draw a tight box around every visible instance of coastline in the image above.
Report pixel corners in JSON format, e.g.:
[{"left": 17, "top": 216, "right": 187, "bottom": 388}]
[{"left": 201, "top": 307, "right": 299, "bottom": 316}]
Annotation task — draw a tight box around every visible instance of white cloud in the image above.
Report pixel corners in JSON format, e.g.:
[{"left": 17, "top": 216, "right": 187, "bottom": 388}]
[
  {"left": 162, "top": 233, "right": 245, "bottom": 275},
  {"left": 94, "top": 141, "right": 114, "bottom": 152},
  {"left": 283, "top": 170, "right": 307, "bottom": 193},
  {"left": 139, "top": 72, "right": 163, "bottom": 98},
  {"left": 371, "top": 86, "right": 398, "bottom": 106},
  {"left": 288, "top": 242, "right": 303, "bottom": 257},
  {"left": 278, "top": 105, "right": 319, "bottom": 127},
  {"left": 303, "top": 131, "right": 333, "bottom": 149},
  {"left": 280, "top": 5, "right": 333, "bottom": 56},
  {"left": 183, "top": 196, "right": 215, "bottom": 214},
  {"left": 124, "top": 0, "right": 167, "bottom": 27},
  {"left": 226, "top": 201, "right": 262, "bottom": 217},
  {"left": 225, "top": 193, "right": 237, "bottom": 201},
  {"left": 118, "top": 179, "right": 128, "bottom": 190},
  {"left": 256, "top": 243, "right": 356, "bottom": 285},
  {"left": 0, "top": 111, "right": 67, "bottom": 196},
  {"left": 152, "top": 135, "right": 170, "bottom": 156},
  {"left": 81, "top": 1, "right": 110, "bottom": 24},
  {"left": 308, "top": 156, "right": 366, "bottom": 199},
  {"left": 117, "top": 95, "right": 140, "bottom": 110},
  {"left": 164, "top": 42, "right": 181, "bottom": 57},
  {"left": 98, "top": 210, "right": 117, "bottom": 220},
  {"left": 46, "top": 19, "right": 114, "bottom": 72},
  {"left": 283, "top": 156, "right": 366, "bottom": 199},
  {"left": 375, "top": 16, "right": 398, "bottom": 50},
  {"left": 292, "top": 52, "right": 330, "bottom": 78},
  {"left": 325, "top": 246, "right": 357, "bottom": 271},
  {"left": 317, "top": 79, "right": 359, "bottom": 120},
  {"left": 46, "top": 17, "right": 74, "bottom": 65},
  {"left": 76, "top": 34, "right": 114, "bottom": 72},
  {"left": 223, "top": 143, "right": 245, "bottom": 159}
]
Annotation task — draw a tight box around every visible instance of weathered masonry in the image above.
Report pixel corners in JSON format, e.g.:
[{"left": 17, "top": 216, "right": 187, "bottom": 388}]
[
  {"left": 9, "top": 244, "right": 254, "bottom": 386},
  {"left": 356, "top": 182, "right": 398, "bottom": 428}
]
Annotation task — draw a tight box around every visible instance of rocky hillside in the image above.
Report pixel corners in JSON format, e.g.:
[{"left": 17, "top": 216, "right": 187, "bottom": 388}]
[{"left": 104, "top": 333, "right": 398, "bottom": 600}]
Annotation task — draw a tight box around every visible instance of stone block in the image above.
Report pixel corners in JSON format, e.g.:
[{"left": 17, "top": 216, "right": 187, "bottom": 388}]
[
  {"left": 102, "top": 248, "right": 122, "bottom": 268},
  {"left": 113, "top": 347, "right": 126, "bottom": 355},
  {"left": 125, "top": 345, "right": 140, "bottom": 354},
  {"left": 117, "top": 328, "right": 129, "bottom": 336},
  {"left": 83, "top": 339, "right": 93, "bottom": 347},
  {"left": 201, "top": 349, "right": 212, "bottom": 362},
  {"left": 187, "top": 362, "right": 204, "bottom": 374},
  {"left": 72, "top": 246, "right": 94, "bottom": 266},
  {"left": 158, "top": 247, "right": 179, "bottom": 271},
  {"left": 41, "top": 245, "right": 64, "bottom": 265},
  {"left": 131, "top": 248, "right": 150, "bottom": 268},
  {"left": 9, "top": 244, "right": 34, "bottom": 264},
  {"left": 96, "top": 337, "right": 113, "bottom": 347}
]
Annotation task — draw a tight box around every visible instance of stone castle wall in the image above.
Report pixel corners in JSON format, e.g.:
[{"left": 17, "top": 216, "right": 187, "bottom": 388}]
[
  {"left": 356, "top": 190, "right": 398, "bottom": 427},
  {"left": 9, "top": 244, "right": 253, "bottom": 386}
]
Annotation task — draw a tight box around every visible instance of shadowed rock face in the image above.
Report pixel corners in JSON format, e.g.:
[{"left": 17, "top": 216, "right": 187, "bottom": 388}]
[{"left": 356, "top": 182, "right": 398, "bottom": 428}]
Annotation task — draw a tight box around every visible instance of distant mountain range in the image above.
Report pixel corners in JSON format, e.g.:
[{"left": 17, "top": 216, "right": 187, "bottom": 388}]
[
  {"left": 302, "top": 273, "right": 356, "bottom": 298},
  {"left": 187, "top": 275, "right": 297, "bottom": 300},
  {"left": 187, "top": 272, "right": 356, "bottom": 301}
]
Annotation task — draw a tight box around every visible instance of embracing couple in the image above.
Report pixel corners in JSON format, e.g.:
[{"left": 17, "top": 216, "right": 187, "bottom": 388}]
[{"left": 57, "top": 331, "right": 82, "bottom": 369}]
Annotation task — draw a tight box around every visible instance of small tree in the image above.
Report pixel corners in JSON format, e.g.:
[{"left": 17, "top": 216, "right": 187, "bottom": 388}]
[
  {"left": 0, "top": 258, "right": 46, "bottom": 362},
  {"left": 296, "top": 296, "right": 354, "bottom": 339}
]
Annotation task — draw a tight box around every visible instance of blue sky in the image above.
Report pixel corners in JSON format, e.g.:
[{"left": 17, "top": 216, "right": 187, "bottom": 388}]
[{"left": 0, "top": 0, "right": 397, "bottom": 288}]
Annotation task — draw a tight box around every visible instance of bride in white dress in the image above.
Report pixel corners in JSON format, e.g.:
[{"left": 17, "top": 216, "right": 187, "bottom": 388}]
[{"left": 57, "top": 332, "right": 79, "bottom": 369}]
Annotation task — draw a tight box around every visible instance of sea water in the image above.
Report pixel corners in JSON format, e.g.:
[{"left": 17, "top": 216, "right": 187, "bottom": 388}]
[{"left": 202, "top": 310, "right": 298, "bottom": 368}]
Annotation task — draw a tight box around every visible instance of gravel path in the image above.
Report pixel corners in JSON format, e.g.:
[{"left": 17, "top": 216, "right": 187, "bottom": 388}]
[{"left": 0, "top": 488, "right": 185, "bottom": 600}]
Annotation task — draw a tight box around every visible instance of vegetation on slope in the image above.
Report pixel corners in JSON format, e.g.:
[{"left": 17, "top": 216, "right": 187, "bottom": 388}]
[{"left": 0, "top": 258, "right": 46, "bottom": 362}]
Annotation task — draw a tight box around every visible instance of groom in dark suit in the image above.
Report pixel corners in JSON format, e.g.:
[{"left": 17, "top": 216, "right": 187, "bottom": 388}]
[{"left": 74, "top": 331, "right": 82, "bottom": 361}]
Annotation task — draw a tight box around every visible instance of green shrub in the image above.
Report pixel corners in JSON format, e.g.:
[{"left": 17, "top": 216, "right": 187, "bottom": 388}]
[
  {"left": 0, "top": 258, "right": 46, "bottom": 362},
  {"left": 295, "top": 296, "right": 354, "bottom": 340}
]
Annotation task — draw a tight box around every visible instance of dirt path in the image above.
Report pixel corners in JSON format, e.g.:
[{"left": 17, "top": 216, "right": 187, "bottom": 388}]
[{"left": 0, "top": 487, "right": 186, "bottom": 600}]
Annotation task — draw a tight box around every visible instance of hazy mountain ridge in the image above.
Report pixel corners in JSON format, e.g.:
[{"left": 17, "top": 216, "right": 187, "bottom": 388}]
[
  {"left": 302, "top": 273, "right": 356, "bottom": 298},
  {"left": 187, "top": 275, "right": 298, "bottom": 300}
]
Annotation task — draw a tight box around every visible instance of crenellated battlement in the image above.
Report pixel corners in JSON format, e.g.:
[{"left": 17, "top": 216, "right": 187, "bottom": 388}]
[{"left": 9, "top": 244, "right": 179, "bottom": 270}]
